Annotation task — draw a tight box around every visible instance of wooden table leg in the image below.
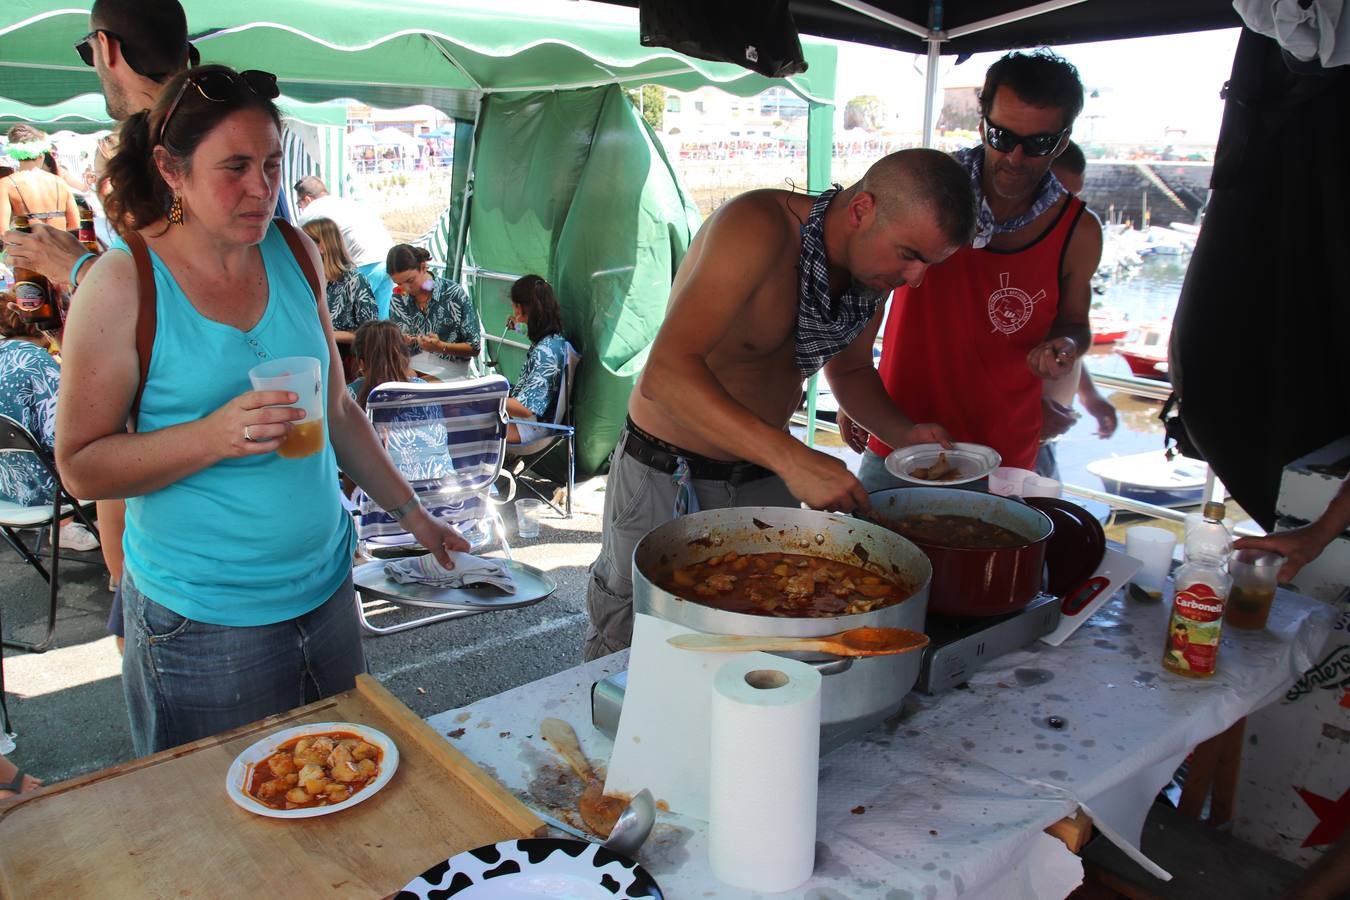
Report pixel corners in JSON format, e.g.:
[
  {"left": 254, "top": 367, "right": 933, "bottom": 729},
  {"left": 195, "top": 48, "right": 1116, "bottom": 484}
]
[
  {"left": 1046, "top": 809, "right": 1095, "bottom": 853},
  {"left": 1178, "top": 717, "right": 1246, "bottom": 825}
]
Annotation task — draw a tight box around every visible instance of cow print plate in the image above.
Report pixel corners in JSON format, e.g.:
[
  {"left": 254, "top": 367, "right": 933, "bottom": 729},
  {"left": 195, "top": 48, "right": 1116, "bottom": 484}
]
[{"left": 397, "top": 837, "right": 663, "bottom": 899}]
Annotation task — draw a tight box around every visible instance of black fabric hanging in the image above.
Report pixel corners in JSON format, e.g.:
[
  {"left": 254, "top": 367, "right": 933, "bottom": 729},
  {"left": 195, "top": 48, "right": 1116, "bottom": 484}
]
[
  {"left": 1170, "top": 29, "right": 1350, "bottom": 529},
  {"left": 639, "top": 0, "right": 807, "bottom": 78}
]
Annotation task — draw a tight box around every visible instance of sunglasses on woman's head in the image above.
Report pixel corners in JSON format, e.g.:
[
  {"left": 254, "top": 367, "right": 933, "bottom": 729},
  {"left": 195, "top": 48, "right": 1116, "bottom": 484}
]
[
  {"left": 982, "top": 117, "right": 1069, "bottom": 157},
  {"left": 157, "top": 70, "right": 280, "bottom": 147}
]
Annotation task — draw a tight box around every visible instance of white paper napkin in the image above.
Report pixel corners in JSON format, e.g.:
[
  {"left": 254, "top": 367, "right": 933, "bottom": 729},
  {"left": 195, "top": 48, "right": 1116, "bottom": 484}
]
[{"left": 383, "top": 552, "right": 516, "bottom": 593}]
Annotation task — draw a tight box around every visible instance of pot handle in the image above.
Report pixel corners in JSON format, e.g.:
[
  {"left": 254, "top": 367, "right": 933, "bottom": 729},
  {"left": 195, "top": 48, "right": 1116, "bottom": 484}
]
[{"left": 802, "top": 656, "right": 854, "bottom": 676}]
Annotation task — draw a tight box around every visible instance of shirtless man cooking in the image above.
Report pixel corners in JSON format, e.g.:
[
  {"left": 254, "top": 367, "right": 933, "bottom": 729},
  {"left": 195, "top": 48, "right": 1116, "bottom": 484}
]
[{"left": 584, "top": 148, "right": 977, "bottom": 659}]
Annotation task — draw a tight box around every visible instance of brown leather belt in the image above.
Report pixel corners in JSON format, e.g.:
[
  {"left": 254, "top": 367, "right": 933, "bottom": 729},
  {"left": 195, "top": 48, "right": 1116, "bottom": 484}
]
[{"left": 622, "top": 418, "right": 774, "bottom": 485}]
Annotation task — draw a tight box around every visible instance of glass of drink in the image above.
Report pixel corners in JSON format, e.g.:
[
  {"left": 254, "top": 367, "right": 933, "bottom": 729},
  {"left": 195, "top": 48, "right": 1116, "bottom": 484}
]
[
  {"left": 1125, "top": 525, "right": 1177, "bottom": 601},
  {"left": 248, "top": 356, "right": 325, "bottom": 459},
  {"left": 1226, "top": 549, "right": 1284, "bottom": 629},
  {"left": 515, "top": 499, "right": 544, "bottom": 539}
]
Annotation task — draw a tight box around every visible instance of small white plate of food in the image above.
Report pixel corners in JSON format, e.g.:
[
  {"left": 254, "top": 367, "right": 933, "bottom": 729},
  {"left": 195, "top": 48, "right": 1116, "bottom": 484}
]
[
  {"left": 883, "top": 442, "right": 1002, "bottom": 487},
  {"left": 225, "top": 722, "right": 398, "bottom": 819}
]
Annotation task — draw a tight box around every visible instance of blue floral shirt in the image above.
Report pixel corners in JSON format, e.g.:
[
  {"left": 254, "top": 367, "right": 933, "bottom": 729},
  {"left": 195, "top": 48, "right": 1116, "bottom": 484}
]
[
  {"left": 347, "top": 376, "right": 451, "bottom": 481},
  {"left": 389, "top": 276, "right": 481, "bottom": 362},
  {"left": 511, "top": 333, "right": 569, "bottom": 420},
  {"left": 0, "top": 340, "right": 60, "bottom": 505},
  {"left": 326, "top": 267, "right": 378, "bottom": 333}
]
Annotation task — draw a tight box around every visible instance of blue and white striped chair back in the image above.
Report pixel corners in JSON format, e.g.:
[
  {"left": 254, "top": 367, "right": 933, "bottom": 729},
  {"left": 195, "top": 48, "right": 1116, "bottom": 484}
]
[{"left": 355, "top": 375, "right": 509, "bottom": 551}]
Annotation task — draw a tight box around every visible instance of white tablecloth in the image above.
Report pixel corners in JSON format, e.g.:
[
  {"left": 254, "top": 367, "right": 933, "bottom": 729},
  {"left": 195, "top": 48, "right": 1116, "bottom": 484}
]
[{"left": 427, "top": 585, "right": 1335, "bottom": 899}]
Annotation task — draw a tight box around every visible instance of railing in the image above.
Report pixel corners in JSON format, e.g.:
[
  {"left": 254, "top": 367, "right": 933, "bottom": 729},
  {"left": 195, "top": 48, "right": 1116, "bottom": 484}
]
[{"left": 793, "top": 370, "right": 1260, "bottom": 534}]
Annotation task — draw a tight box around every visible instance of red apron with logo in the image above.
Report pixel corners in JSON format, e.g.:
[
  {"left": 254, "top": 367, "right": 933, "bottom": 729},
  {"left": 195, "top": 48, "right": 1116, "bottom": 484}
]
[{"left": 870, "top": 196, "right": 1085, "bottom": 470}]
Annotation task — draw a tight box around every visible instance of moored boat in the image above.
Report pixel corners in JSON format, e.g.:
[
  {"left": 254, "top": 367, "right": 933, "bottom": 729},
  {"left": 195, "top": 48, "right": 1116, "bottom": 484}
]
[
  {"left": 1115, "top": 319, "right": 1171, "bottom": 380},
  {"left": 1086, "top": 450, "right": 1209, "bottom": 507}
]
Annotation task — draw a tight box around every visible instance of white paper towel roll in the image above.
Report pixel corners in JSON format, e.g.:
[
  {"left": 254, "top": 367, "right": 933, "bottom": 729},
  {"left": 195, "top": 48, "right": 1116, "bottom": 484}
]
[{"left": 708, "top": 652, "right": 822, "bottom": 893}]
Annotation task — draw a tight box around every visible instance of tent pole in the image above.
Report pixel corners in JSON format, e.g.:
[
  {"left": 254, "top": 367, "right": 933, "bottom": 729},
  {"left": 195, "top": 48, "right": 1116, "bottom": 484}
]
[
  {"left": 451, "top": 100, "right": 481, "bottom": 280},
  {"left": 803, "top": 100, "right": 834, "bottom": 449},
  {"left": 921, "top": 36, "right": 942, "bottom": 148}
]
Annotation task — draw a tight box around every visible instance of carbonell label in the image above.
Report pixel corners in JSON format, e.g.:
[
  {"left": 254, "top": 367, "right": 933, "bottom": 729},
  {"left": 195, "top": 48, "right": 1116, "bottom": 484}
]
[
  {"left": 1174, "top": 587, "right": 1224, "bottom": 623},
  {"left": 13, "top": 281, "right": 44, "bottom": 311},
  {"left": 1164, "top": 582, "right": 1225, "bottom": 676}
]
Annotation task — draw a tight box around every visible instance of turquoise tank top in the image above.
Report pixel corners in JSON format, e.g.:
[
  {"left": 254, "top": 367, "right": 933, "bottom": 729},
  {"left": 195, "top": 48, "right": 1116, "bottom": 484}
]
[{"left": 119, "top": 223, "right": 355, "bottom": 626}]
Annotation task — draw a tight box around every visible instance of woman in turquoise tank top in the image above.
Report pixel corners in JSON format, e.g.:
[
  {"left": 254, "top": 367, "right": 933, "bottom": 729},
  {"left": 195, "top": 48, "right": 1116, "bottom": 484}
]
[{"left": 54, "top": 66, "right": 469, "bottom": 757}]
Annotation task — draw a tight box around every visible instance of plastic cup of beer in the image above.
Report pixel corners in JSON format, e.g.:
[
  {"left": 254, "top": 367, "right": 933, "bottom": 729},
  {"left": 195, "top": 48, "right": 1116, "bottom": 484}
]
[
  {"left": 1125, "top": 526, "right": 1177, "bottom": 600},
  {"left": 1226, "top": 549, "right": 1284, "bottom": 629},
  {"left": 248, "top": 356, "right": 324, "bottom": 459}
]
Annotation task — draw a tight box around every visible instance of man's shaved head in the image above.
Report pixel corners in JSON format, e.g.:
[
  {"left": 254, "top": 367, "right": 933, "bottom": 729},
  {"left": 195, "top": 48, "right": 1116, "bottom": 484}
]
[{"left": 858, "top": 148, "right": 977, "bottom": 247}]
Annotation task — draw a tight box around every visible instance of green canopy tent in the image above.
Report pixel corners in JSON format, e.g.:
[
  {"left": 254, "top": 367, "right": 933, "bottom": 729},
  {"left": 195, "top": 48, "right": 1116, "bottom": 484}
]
[
  {"left": 2, "top": 0, "right": 838, "bottom": 476},
  {"left": 0, "top": 93, "right": 350, "bottom": 134}
]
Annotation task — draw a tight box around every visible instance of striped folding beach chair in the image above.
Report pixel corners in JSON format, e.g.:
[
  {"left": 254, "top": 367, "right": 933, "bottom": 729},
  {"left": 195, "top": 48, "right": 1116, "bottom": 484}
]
[{"left": 351, "top": 375, "right": 512, "bottom": 633}]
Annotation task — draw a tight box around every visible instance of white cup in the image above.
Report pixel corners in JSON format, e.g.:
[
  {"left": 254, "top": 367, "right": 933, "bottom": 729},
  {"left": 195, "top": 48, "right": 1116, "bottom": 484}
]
[
  {"left": 989, "top": 466, "right": 1033, "bottom": 497},
  {"left": 1020, "top": 474, "right": 1062, "bottom": 498},
  {"left": 248, "top": 356, "right": 324, "bottom": 459},
  {"left": 515, "top": 498, "right": 544, "bottom": 539},
  {"left": 1125, "top": 525, "right": 1177, "bottom": 599}
]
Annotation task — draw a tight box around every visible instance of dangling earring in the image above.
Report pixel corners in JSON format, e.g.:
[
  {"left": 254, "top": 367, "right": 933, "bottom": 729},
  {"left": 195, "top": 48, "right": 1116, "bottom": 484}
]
[{"left": 167, "top": 194, "right": 184, "bottom": 225}]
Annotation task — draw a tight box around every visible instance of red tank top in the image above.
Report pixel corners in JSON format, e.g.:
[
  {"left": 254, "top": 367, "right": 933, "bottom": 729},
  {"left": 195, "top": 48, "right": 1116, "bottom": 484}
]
[{"left": 869, "top": 196, "right": 1085, "bottom": 470}]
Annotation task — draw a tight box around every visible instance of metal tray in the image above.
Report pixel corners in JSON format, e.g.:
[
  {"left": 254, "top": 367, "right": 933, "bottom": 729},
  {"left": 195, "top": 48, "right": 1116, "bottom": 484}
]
[{"left": 352, "top": 559, "right": 556, "bottom": 611}]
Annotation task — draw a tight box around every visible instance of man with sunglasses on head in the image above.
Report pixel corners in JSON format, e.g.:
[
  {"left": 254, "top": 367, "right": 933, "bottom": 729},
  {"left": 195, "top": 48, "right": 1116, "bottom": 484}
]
[
  {"left": 848, "top": 50, "right": 1102, "bottom": 489},
  {"left": 1, "top": 0, "right": 195, "bottom": 623},
  {"left": 2, "top": 0, "right": 196, "bottom": 294}
]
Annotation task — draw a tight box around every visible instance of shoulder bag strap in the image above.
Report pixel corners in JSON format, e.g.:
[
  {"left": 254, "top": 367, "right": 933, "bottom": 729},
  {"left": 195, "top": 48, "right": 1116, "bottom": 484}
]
[
  {"left": 122, "top": 230, "right": 157, "bottom": 431},
  {"left": 273, "top": 217, "right": 323, "bottom": 306}
]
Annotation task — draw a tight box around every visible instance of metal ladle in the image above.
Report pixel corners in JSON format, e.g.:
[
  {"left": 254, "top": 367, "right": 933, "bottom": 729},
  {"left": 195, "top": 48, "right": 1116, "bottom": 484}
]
[{"left": 530, "top": 789, "right": 656, "bottom": 857}]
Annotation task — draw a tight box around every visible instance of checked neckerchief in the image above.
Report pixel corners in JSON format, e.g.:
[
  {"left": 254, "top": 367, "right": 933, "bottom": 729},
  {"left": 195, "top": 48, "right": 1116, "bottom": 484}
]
[
  {"left": 956, "top": 146, "right": 1065, "bottom": 249},
  {"left": 794, "top": 186, "right": 886, "bottom": 378}
]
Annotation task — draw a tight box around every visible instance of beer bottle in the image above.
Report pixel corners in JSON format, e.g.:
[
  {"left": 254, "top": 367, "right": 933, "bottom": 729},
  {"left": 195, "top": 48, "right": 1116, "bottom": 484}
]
[
  {"left": 77, "top": 205, "right": 100, "bottom": 254},
  {"left": 9, "top": 216, "right": 64, "bottom": 331}
]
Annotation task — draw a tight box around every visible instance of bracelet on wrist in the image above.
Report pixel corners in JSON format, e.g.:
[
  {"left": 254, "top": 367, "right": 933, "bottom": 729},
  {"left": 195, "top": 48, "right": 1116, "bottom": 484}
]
[
  {"left": 70, "top": 251, "right": 98, "bottom": 290},
  {"left": 389, "top": 494, "right": 422, "bottom": 520}
]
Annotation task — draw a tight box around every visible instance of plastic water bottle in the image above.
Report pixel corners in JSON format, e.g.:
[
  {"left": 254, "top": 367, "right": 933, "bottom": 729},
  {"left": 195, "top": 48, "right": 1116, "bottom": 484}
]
[{"left": 1162, "top": 501, "right": 1233, "bottom": 678}]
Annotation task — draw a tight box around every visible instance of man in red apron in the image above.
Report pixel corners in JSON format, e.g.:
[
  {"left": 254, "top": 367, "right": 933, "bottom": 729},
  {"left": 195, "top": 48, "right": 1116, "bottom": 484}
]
[{"left": 846, "top": 50, "right": 1102, "bottom": 488}]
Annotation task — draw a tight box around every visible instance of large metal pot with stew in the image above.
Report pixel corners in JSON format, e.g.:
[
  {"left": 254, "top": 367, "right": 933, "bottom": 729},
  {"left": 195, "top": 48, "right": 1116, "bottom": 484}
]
[
  {"left": 869, "top": 487, "right": 1103, "bottom": 617},
  {"left": 633, "top": 506, "right": 931, "bottom": 746}
]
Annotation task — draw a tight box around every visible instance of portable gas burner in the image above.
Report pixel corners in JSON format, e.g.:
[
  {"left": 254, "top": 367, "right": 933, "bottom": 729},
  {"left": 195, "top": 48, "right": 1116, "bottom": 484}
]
[
  {"left": 914, "top": 592, "right": 1061, "bottom": 694},
  {"left": 591, "top": 594, "right": 1062, "bottom": 745}
]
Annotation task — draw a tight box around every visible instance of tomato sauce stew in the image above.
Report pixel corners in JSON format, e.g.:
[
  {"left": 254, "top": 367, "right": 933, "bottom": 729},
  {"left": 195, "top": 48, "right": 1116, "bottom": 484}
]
[
  {"left": 877, "top": 513, "right": 1028, "bottom": 550},
  {"left": 246, "top": 732, "right": 382, "bottom": 810},
  {"left": 658, "top": 551, "right": 912, "bottom": 617}
]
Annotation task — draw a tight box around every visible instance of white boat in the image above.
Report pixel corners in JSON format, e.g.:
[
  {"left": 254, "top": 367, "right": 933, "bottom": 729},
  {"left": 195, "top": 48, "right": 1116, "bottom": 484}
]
[{"left": 1086, "top": 450, "right": 1209, "bottom": 507}]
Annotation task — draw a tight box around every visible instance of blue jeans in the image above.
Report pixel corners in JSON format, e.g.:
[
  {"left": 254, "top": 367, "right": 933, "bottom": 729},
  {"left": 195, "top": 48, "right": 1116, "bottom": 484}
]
[
  {"left": 121, "top": 572, "right": 366, "bottom": 756},
  {"left": 358, "top": 261, "right": 396, "bottom": 320}
]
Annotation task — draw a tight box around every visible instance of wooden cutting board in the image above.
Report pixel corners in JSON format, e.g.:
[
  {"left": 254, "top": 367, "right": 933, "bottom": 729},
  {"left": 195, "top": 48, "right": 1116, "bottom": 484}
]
[{"left": 0, "top": 675, "right": 542, "bottom": 898}]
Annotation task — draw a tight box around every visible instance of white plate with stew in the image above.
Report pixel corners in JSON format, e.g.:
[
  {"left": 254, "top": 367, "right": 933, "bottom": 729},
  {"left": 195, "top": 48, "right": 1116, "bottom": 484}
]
[
  {"left": 225, "top": 721, "right": 398, "bottom": 819},
  {"left": 884, "top": 442, "right": 1002, "bottom": 486}
]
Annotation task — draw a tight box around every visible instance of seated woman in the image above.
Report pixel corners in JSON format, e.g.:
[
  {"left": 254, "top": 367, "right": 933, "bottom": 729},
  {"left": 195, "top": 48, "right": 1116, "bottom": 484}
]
[
  {"left": 302, "top": 217, "right": 377, "bottom": 347},
  {"left": 347, "top": 320, "right": 450, "bottom": 482},
  {"left": 386, "top": 244, "right": 481, "bottom": 380},
  {"left": 1, "top": 124, "right": 79, "bottom": 231},
  {"left": 58, "top": 65, "right": 466, "bottom": 756},
  {"left": 0, "top": 306, "right": 99, "bottom": 550},
  {"left": 505, "top": 275, "right": 570, "bottom": 445}
]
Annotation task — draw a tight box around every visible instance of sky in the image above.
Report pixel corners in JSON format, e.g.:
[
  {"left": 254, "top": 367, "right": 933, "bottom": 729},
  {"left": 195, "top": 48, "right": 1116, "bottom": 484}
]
[{"left": 831, "top": 28, "right": 1243, "bottom": 146}]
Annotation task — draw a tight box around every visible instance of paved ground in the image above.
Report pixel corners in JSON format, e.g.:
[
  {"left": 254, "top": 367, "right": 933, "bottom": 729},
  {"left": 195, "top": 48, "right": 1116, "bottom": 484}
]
[{"left": 0, "top": 476, "right": 611, "bottom": 785}]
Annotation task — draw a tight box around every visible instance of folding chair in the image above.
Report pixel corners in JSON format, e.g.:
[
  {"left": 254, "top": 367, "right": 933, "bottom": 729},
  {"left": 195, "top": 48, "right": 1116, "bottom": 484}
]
[
  {"left": 351, "top": 375, "right": 513, "bottom": 635},
  {"left": 503, "top": 341, "right": 581, "bottom": 517},
  {"left": 0, "top": 414, "right": 100, "bottom": 653}
]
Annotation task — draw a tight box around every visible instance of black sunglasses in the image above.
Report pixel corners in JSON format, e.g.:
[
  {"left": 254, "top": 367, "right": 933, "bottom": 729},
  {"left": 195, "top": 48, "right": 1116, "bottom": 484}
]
[
  {"left": 75, "top": 30, "right": 200, "bottom": 82},
  {"left": 157, "top": 70, "right": 280, "bottom": 147},
  {"left": 983, "top": 117, "right": 1069, "bottom": 157}
]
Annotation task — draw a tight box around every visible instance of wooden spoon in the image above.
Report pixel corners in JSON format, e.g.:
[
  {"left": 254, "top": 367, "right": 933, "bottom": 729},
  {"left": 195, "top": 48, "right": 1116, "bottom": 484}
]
[
  {"left": 540, "top": 717, "right": 627, "bottom": 838},
  {"left": 667, "top": 625, "right": 930, "bottom": 657}
]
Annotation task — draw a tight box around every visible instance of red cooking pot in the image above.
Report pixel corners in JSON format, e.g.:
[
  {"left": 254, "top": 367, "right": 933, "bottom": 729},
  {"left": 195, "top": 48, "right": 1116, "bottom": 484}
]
[{"left": 868, "top": 487, "right": 1104, "bottom": 617}]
